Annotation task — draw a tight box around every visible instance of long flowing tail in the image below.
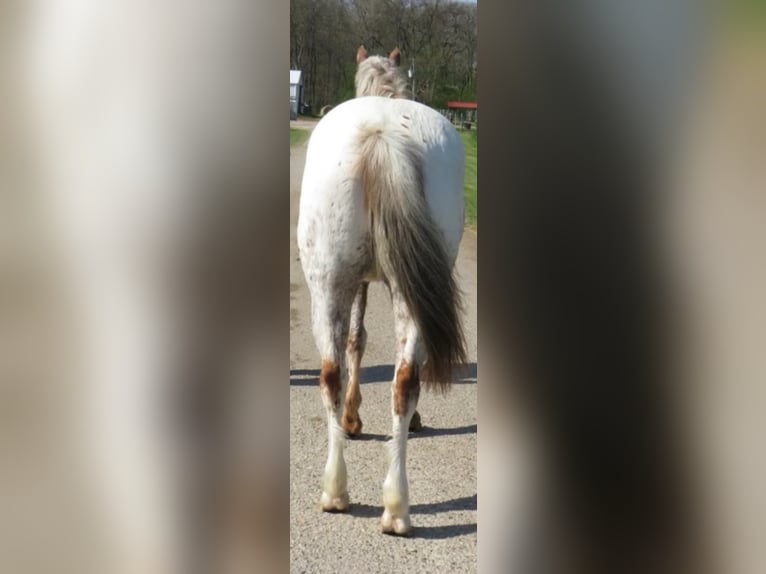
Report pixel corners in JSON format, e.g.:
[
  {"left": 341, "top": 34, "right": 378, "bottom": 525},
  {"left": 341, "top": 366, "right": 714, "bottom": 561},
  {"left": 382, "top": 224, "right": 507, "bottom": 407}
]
[{"left": 353, "top": 124, "right": 466, "bottom": 390}]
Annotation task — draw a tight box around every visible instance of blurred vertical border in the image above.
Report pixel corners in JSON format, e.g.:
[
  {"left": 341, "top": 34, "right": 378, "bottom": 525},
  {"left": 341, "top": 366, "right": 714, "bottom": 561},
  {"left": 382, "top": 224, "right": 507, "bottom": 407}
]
[
  {"left": 0, "top": 0, "right": 289, "bottom": 572},
  {"left": 479, "top": 1, "right": 765, "bottom": 573}
]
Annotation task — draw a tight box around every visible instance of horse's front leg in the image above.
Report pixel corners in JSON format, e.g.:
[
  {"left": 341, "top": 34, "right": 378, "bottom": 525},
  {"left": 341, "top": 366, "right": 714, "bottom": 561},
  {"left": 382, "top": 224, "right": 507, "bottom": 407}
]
[
  {"left": 382, "top": 290, "right": 422, "bottom": 535},
  {"left": 311, "top": 284, "right": 355, "bottom": 512}
]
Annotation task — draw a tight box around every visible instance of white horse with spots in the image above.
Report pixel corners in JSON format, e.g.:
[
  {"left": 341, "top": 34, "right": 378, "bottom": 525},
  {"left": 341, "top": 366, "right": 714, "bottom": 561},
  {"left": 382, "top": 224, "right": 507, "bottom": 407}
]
[{"left": 297, "top": 46, "right": 467, "bottom": 535}]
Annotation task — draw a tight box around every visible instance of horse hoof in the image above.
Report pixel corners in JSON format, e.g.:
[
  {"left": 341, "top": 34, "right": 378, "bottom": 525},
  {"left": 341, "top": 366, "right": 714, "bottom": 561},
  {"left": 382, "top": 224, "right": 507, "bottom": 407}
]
[
  {"left": 381, "top": 509, "right": 411, "bottom": 536},
  {"left": 320, "top": 491, "right": 349, "bottom": 512},
  {"left": 408, "top": 411, "right": 423, "bottom": 432},
  {"left": 342, "top": 415, "right": 363, "bottom": 437}
]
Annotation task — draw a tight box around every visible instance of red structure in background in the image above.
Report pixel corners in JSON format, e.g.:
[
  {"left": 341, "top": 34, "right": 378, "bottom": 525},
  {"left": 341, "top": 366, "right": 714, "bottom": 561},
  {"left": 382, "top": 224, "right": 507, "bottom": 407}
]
[
  {"left": 446, "top": 101, "right": 478, "bottom": 110},
  {"left": 445, "top": 101, "right": 478, "bottom": 128}
]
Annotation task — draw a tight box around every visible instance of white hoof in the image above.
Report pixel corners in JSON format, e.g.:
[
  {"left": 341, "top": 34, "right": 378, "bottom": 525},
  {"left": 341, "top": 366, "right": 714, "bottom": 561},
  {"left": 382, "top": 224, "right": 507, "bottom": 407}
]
[
  {"left": 381, "top": 508, "right": 411, "bottom": 535},
  {"left": 319, "top": 491, "right": 349, "bottom": 512}
]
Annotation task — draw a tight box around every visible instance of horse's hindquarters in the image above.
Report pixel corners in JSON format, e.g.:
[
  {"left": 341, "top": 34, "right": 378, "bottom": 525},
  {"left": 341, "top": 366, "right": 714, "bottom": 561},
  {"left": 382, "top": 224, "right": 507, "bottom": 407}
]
[
  {"left": 421, "top": 133, "right": 466, "bottom": 263},
  {"left": 298, "top": 122, "right": 374, "bottom": 287},
  {"left": 300, "top": 97, "right": 465, "bottom": 271}
]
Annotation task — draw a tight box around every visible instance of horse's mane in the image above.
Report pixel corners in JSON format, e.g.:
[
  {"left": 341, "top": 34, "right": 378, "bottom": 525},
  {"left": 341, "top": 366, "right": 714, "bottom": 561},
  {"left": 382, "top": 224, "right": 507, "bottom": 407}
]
[{"left": 355, "top": 47, "right": 410, "bottom": 99}]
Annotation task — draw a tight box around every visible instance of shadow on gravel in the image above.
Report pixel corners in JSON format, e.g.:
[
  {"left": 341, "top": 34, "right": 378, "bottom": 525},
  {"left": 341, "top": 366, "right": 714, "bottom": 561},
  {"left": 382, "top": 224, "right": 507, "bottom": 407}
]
[
  {"left": 348, "top": 494, "right": 476, "bottom": 518},
  {"left": 289, "top": 362, "right": 477, "bottom": 386},
  {"left": 346, "top": 503, "right": 380, "bottom": 518},
  {"left": 289, "top": 368, "right": 320, "bottom": 386},
  {"left": 346, "top": 495, "right": 477, "bottom": 539},
  {"left": 411, "top": 494, "right": 476, "bottom": 514},
  {"left": 348, "top": 433, "right": 389, "bottom": 442},
  {"left": 410, "top": 522, "right": 477, "bottom": 539},
  {"left": 410, "top": 423, "right": 476, "bottom": 439},
  {"left": 348, "top": 423, "right": 477, "bottom": 443}
]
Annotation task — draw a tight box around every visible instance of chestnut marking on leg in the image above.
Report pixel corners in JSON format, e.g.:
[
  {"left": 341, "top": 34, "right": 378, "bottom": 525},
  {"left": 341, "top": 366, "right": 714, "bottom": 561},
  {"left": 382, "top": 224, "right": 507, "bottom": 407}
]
[
  {"left": 319, "top": 359, "right": 341, "bottom": 408},
  {"left": 397, "top": 336, "right": 423, "bottom": 432},
  {"left": 342, "top": 283, "right": 368, "bottom": 437},
  {"left": 393, "top": 362, "right": 420, "bottom": 416},
  {"left": 319, "top": 359, "right": 349, "bottom": 512},
  {"left": 342, "top": 332, "right": 364, "bottom": 436}
]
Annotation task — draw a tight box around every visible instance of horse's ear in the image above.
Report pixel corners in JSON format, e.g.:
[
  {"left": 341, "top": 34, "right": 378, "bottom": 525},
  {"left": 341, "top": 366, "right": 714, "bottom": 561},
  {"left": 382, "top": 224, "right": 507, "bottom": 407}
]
[
  {"left": 389, "top": 47, "right": 401, "bottom": 66},
  {"left": 356, "top": 45, "right": 368, "bottom": 64}
]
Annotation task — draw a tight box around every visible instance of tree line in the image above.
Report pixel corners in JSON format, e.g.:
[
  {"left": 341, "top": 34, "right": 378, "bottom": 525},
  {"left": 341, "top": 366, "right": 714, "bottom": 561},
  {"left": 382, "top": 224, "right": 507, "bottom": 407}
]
[{"left": 290, "top": 0, "right": 477, "bottom": 112}]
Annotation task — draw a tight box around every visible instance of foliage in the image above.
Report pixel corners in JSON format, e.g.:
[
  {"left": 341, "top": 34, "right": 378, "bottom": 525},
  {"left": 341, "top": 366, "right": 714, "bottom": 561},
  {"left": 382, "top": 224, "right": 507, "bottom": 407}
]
[{"left": 290, "top": 0, "right": 477, "bottom": 109}]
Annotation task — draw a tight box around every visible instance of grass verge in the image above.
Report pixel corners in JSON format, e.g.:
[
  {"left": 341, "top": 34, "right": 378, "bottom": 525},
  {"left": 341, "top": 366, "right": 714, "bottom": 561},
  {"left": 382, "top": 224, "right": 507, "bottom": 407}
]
[
  {"left": 290, "top": 128, "right": 310, "bottom": 147},
  {"left": 459, "top": 129, "right": 477, "bottom": 228}
]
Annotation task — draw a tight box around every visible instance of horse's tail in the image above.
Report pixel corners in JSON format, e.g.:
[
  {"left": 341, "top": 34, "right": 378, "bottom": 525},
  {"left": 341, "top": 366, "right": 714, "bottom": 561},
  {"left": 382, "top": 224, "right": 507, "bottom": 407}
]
[{"left": 352, "top": 123, "right": 466, "bottom": 391}]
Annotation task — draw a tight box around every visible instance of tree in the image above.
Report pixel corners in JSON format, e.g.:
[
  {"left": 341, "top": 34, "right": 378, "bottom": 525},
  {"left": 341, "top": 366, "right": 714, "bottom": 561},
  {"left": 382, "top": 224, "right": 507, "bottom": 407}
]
[{"left": 290, "top": 0, "right": 477, "bottom": 111}]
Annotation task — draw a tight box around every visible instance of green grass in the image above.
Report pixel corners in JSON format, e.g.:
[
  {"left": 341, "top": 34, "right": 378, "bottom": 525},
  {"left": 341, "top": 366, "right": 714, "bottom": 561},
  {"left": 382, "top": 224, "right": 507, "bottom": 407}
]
[
  {"left": 727, "top": 0, "right": 766, "bottom": 29},
  {"left": 290, "top": 128, "right": 310, "bottom": 147},
  {"left": 459, "top": 129, "right": 477, "bottom": 228}
]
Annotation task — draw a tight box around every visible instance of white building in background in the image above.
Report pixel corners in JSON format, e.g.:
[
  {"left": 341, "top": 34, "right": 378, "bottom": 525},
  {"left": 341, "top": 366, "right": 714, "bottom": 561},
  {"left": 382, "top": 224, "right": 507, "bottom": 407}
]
[{"left": 290, "top": 70, "right": 303, "bottom": 121}]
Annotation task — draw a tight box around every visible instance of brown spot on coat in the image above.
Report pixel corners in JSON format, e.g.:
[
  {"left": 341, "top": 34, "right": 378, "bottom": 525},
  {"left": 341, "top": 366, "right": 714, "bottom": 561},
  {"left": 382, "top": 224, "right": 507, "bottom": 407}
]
[
  {"left": 393, "top": 362, "right": 420, "bottom": 416},
  {"left": 347, "top": 335, "right": 361, "bottom": 353},
  {"left": 320, "top": 360, "right": 341, "bottom": 408}
]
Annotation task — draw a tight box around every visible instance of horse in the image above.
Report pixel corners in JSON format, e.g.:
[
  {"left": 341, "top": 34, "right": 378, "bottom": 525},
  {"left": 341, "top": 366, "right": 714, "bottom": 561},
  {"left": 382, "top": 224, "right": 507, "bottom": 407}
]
[{"left": 297, "top": 46, "right": 467, "bottom": 535}]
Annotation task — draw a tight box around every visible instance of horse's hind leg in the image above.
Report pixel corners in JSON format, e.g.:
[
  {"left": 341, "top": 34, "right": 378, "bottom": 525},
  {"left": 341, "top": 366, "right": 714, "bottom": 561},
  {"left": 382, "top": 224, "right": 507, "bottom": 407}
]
[
  {"left": 381, "top": 287, "right": 423, "bottom": 535},
  {"left": 343, "top": 282, "right": 420, "bottom": 436},
  {"left": 342, "top": 282, "right": 368, "bottom": 437},
  {"left": 310, "top": 283, "right": 356, "bottom": 512}
]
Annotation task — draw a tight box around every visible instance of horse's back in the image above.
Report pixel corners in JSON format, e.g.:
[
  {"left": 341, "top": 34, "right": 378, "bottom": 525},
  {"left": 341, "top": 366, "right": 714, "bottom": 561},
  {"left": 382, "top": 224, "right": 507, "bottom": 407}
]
[{"left": 310, "top": 97, "right": 462, "bottom": 169}]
